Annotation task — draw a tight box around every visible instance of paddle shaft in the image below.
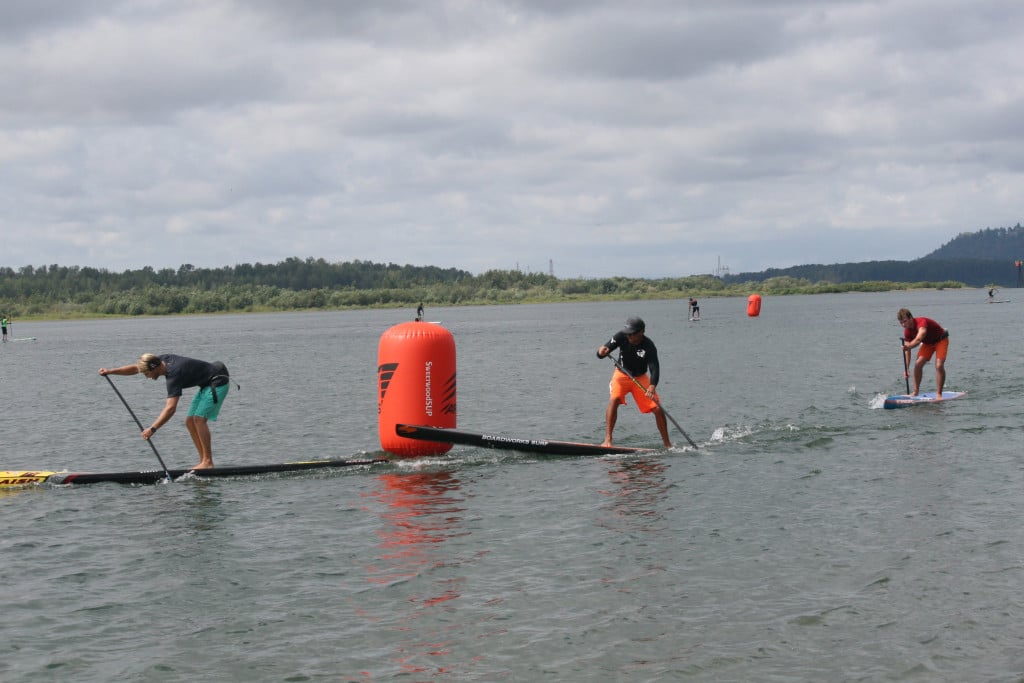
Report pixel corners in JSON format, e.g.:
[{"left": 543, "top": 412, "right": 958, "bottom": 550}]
[
  {"left": 607, "top": 355, "right": 698, "bottom": 449},
  {"left": 104, "top": 374, "right": 173, "bottom": 481},
  {"left": 900, "top": 337, "right": 910, "bottom": 393}
]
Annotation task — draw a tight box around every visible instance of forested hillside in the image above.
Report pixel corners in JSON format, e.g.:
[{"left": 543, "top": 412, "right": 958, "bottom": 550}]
[
  {"left": 923, "top": 224, "right": 1024, "bottom": 259},
  {"left": 723, "top": 224, "right": 1022, "bottom": 287}
]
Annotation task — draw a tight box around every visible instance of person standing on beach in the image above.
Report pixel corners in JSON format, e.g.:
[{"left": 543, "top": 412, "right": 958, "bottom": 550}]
[
  {"left": 99, "top": 353, "right": 231, "bottom": 469},
  {"left": 897, "top": 308, "right": 950, "bottom": 397},
  {"left": 596, "top": 317, "right": 672, "bottom": 448}
]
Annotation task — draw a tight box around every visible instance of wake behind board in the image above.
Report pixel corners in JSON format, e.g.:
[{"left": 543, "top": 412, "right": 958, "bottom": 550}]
[
  {"left": 395, "top": 424, "right": 654, "bottom": 456},
  {"left": 0, "top": 457, "right": 387, "bottom": 488},
  {"left": 883, "top": 391, "right": 966, "bottom": 409}
]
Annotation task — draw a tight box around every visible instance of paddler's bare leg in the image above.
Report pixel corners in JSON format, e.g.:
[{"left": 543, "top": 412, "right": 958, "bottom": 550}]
[
  {"left": 185, "top": 415, "right": 214, "bottom": 469},
  {"left": 934, "top": 357, "right": 946, "bottom": 398},
  {"left": 603, "top": 399, "right": 620, "bottom": 447},
  {"left": 653, "top": 407, "right": 672, "bottom": 448}
]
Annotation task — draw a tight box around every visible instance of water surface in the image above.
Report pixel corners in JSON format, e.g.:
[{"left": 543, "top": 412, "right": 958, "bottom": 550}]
[{"left": 2, "top": 290, "right": 1022, "bottom": 681}]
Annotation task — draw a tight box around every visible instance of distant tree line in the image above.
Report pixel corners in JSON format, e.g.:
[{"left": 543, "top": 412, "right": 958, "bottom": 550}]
[
  {"left": 5, "top": 224, "right": 1017, "bottom": 318},
  {"left": 1, "top": 257, "right": 470, "bottom": 294},
  {"left": 14, "top": 224, "right": 1024, "bottom": 319},
  {"left": 2, "top": 255, "right": 966, "bottom": 319},
  {"left": 0, "top": 258, "right": 725, "bottom": 318}
]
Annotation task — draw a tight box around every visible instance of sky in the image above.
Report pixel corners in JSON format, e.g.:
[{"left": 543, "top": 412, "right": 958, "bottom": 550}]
[{"left": 2, "top": 1, "right": 1022, "bottom": 279}]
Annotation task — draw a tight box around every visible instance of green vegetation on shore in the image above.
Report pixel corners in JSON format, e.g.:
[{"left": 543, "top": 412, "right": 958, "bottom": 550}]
[{"left": 0, "top": 258, "right": 965, "bottom": 320}]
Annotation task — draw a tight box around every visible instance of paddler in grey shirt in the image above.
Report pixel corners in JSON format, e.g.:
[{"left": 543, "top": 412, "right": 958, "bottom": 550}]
[{"left": 100, "top": 353, "right": 231, "bottom": 469}]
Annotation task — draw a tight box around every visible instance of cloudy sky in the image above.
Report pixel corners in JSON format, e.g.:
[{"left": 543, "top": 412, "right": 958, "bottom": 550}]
[{"left": 2, "top": 1, "right": 1022, "bottom": 278}]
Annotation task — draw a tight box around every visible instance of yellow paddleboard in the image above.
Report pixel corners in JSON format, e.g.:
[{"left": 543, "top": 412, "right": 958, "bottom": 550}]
[{"left": 0, "top": 471, "right": 58, "bottom": 487}]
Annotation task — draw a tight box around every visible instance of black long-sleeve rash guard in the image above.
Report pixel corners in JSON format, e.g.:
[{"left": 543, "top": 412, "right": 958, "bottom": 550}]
[{"left": 605, "top": 332, "right": 661, "bottom": 386}]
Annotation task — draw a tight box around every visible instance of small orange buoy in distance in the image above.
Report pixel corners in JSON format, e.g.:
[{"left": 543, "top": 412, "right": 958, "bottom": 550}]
[{"left": 747, "top": 293, "right": 762, "bottom": 317}]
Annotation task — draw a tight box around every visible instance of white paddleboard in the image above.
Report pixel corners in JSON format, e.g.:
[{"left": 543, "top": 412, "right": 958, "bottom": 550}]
[{"left": 883, "top": 391, "right": 966, "bottom": 409}]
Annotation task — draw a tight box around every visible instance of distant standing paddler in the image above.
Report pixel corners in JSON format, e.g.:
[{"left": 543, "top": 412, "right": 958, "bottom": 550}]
[{"left": 688, "top": 298, "right": 700, "bottom": 320}]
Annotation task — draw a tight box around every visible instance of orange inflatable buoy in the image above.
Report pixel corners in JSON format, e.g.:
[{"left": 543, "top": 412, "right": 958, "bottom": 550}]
[
  {"left": 378, "top": 322, "right": 456, "bottom": 457},
  {"left": 747, "top": 293, "right": 762, "bottom": 317}
]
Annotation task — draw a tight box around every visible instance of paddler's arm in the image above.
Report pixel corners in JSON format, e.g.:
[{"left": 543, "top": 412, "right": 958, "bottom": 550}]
[
  {"left": 902, "top": 327, "right": 927, "bottom": 351},
  {"left": 142, "top": 396, "right": 179, "bottom": 440},
  {"left": 596, "top": 335, "right": 620, "bottom": 359},
  {"left": 645, "top": 351, "right": 660, "bottom": 399},
  {"left": 900, "top": 330, "right": 924, "bottom": 377},
  {"left": 99, "top": 364, "right": 141, "bottom": 376}
]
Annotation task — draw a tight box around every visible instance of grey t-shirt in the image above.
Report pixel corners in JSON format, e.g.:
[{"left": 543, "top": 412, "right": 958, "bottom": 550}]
[{"left": 158, "top": 354, "right": 227, "bottom": 398}]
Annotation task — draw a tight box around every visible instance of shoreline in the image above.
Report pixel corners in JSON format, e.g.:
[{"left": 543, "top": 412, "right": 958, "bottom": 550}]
[{"left": 5, "top": 282, "right": 976, "bottom": 323}]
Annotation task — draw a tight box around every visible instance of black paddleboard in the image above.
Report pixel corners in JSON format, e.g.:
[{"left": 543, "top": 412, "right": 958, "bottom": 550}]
[
  {"left": 395, "top": 424, "right": 654, "bottom": 456},
  {"left": 43, "top": 457, "right": 388, "bottom": 486}
]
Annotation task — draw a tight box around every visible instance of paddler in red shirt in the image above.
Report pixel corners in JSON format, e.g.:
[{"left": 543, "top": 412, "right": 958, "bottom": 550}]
[{"left": 897, "top": 308, "right": 950, "bottom": 398}]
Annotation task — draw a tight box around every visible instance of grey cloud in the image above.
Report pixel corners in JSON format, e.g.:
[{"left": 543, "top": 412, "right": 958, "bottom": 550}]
[{"left": 2, "top": 0, "right": 1023, "bottom": 278}]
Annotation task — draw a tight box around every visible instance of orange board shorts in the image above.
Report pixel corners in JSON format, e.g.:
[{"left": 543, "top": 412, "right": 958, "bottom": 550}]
[
  {"left": 609, "top": 370, "right": 659, "bottom": 413},
  {"left": 917, "top": 336, "right": 949, "bottom": 363}
]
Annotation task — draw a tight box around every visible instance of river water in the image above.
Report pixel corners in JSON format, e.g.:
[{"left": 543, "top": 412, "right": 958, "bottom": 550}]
[{"left": 1, "top": 289, "right": 1022, "bottom": 682}]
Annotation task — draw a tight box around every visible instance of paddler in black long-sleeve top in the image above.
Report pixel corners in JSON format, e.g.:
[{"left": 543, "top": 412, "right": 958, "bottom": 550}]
[
  {"left": 596, "top": 317, "right": 672, "bottom": 448},
  {"left": 99, "top": 353, "right": 231, "bottom": 469}
]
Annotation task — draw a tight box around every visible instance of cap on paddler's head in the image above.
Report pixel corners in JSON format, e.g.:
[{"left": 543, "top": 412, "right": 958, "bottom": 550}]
[{"left": 622, "top": 317, "right": 645, "bottom": 334}]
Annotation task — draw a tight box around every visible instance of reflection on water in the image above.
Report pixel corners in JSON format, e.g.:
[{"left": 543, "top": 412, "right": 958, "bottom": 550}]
[
  {"left": 178, "top": 481, "right": 228, "bottom": 532},
  {"left": 363, "top": 470, "right": 470, "bottom": 677},
  {"left": 143, "top": 480, "right": 229, "bottom": 533},
  {"left": 0, "top": 485, "right": 50, "bottom": 501},
  {"left": 598, "top": 458, "right": 672, "bottom": 532},
  {"left": 366, "top": 471, "right": 467, "bottom": 586},
  {"left": 6, "top": 295, "right": 1023, "bottom": 681}
]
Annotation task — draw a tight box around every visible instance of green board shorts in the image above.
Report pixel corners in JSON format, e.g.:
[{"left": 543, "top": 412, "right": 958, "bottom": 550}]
[{"left": 187, "top": 384, "right": 230, "bottom": 420}]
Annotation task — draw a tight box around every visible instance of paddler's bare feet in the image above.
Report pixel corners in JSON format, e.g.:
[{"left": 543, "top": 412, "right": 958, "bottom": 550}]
[
  {"left": 192, "top": 460, "right": 214, "bottom": 470},
  {"left": 602, "top": 440, "right": 613, "bottom": 447}
]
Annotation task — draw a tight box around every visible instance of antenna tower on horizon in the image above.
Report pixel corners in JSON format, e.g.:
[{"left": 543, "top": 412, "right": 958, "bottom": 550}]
[{"left": 715, "top": 256, "right": 730, "bottom": 277}]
